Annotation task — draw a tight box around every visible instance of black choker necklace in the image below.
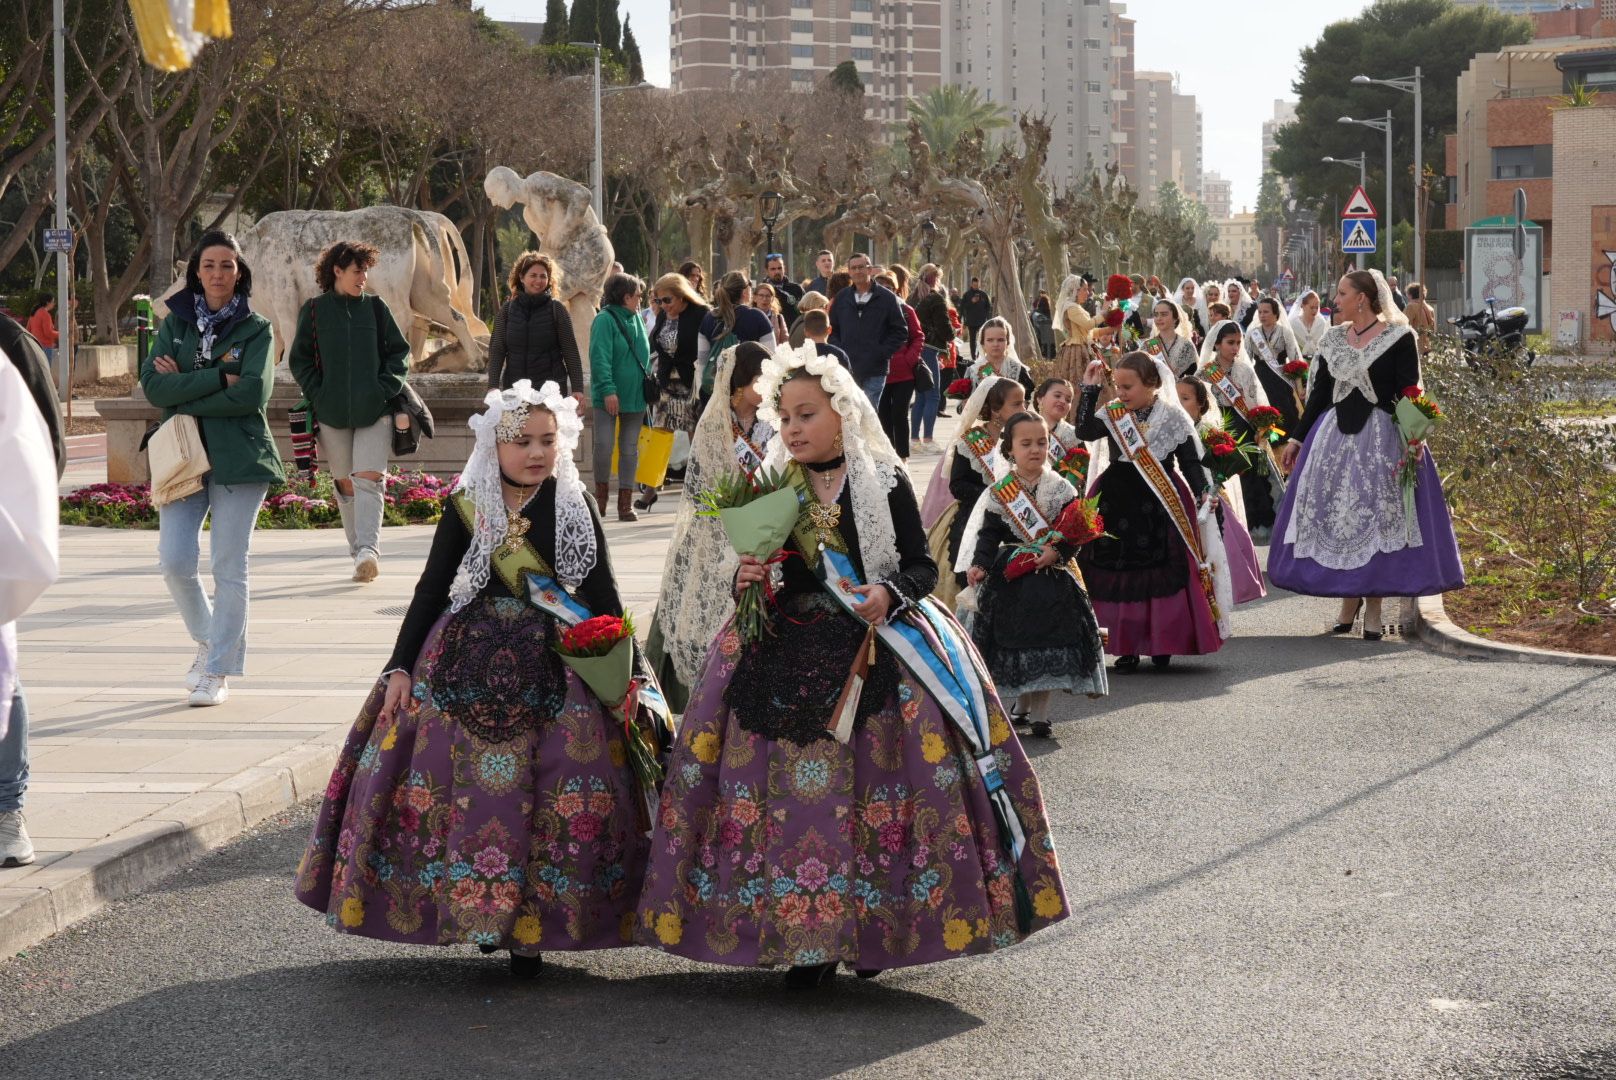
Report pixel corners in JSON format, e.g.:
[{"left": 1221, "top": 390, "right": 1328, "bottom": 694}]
[
  {"left": 501, "top": 471, "right": 540, "bottom": 490},
  {"left": 803, "top": 455, "right": 845, "bottom": 473},
  {"left": 1349, "top": 319, "right": 1377, "bottom": 336}
]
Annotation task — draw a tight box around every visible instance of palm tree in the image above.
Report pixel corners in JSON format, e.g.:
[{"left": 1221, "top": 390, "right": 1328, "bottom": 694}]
[{"left": 905, "top": 86, "right": 1011, "bottom": 157}]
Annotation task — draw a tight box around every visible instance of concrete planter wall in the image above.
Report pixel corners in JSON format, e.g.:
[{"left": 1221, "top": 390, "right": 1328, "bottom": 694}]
[
  {"left": 73, "top": 344, "right": 135, "bottom": 381},
  {"left": 100, "top": 372, "right": 601, "bottom": 486}
]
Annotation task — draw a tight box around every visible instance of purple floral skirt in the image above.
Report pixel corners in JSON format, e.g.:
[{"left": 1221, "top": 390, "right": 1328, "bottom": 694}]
[
  {"left": 294, "top": 596, "right": 647, "bottom": 952},
  {"left": 635, "top": 622, "right": 1069, "bottom": 971}
]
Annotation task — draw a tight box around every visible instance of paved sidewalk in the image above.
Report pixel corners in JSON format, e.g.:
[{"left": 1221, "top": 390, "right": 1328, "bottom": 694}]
[{"left": 4, "top": 412, "right": 961, "bottom": 955}]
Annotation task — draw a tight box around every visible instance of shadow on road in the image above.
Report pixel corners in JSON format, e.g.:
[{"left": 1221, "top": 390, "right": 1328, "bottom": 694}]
[{"left": 0, "top": 953, "right": 981, "bottom": 1080}]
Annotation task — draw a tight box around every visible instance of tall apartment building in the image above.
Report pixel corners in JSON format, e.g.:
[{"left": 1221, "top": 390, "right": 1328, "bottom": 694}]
[
  {"left": 669, "top": 0, "right": 943, "bottom": 124},
  {"left": 1170, "top": 90, "right": 1203, "bottom": 201},
  {"left": 1261, "top": 99, "right": 1296, "bottom": 181},
  {"left": 1202, "top": 171, "right": 1232, "bottom": 220},
  {"left": 940, "top": 0, "right": 1127, "bottom": 189},
  {"left": 1112, "top": 5, "right": 1136, "bottom": 189},
  {"left": 1130, "top": 70, "right": 1203, "bottom": 206}
]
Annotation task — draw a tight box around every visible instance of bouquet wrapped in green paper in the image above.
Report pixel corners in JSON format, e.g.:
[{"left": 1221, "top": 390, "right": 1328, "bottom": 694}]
[{"left": 696, "top": 466, "right": 805, "bottom": 643}]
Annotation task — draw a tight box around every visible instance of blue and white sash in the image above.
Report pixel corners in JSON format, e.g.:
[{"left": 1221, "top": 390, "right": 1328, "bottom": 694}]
[{"left": 817, "top": 549, "right": 1026, "bottom": 860}]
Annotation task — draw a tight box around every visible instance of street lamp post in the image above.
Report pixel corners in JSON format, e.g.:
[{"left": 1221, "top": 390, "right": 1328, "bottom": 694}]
[
  {"left": 1338, "top": 111, "right": 1393, "bottom": 276},
  {"left": 572, "top": 42, "right": 605, "bottom": 222},
  {"left": 759, "top": 190, "right": 783, "bottom": 264},
  {"left": 921, "top": 219, "right": 937, "bottom": 265},
  {"left": 1353, "top": 68, "right": 1423, "bottom": 283},
  {"left": 1322, "top": 153, "right": 1368, "bottom": 270}
]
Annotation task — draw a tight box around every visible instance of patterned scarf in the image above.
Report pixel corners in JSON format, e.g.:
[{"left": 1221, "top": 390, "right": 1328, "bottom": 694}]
[{"left": 192, "top": 291, "right": 243, "bottom": 362}]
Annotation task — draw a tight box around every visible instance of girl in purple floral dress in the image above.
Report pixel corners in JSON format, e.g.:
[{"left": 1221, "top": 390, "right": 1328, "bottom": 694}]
[
  {"left": 635, "top": 344, "right": 1069, "bottom": 988},
  {"left": 295, "top": 380, "right": 656, "bottom": 978}
]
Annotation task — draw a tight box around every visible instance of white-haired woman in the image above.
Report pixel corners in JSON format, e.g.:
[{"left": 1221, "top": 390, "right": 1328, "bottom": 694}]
[
  {"left": 1271, "top": 270, "right": 1464, "bottom": 638},
  {"left": 295, "top": 380, "right": 669, "bottom": 979},
  {"left": 635, "top": 343, "right": 1069, "bottom": 987}
]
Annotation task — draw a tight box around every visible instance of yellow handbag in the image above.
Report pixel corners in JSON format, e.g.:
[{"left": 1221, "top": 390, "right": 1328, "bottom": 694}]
[{"left": 611, "top": 423, "right": 676, "bottom": 488}]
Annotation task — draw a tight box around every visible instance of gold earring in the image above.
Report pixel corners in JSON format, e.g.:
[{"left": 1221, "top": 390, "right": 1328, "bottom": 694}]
[{"left": 833, "top": 431, "right": 844, "bottom": 453}]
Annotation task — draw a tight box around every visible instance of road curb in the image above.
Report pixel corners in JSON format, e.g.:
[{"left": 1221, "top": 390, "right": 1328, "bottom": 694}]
[
  {"left": 0, "top": 738, "right": 340, "bottom": 960},
  {"left": 1411, "top": 593, "right": 1616, "bottom": 669}
]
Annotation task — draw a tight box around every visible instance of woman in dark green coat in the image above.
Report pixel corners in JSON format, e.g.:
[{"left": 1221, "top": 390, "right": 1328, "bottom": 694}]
[
  {"left": 139, "top": 230, "right": 281, "bottom": 708},
  {"left": 588, "top": 272, "right": 652, "bottom": 522},
  {"left": 287, "top": 240, "right": 411, "bottom": 583}
]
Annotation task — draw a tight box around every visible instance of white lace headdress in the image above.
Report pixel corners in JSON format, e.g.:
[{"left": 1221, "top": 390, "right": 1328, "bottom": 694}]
[
  {"left": 1249, "top": 298, "right": 1303, "bottom": 366},
  {"left": 967, "top": 316, "right": 1027, "bottom": 385},
  {"left": 1052, "top": 274, "right": 1086, "bottom": 339},
  {"left": 449, "top": 379, "right": 594, "bottom": 611},
  {"left": 1366, "top": 269, "right": 1410, "bottom": 328},
  {"left": 653, "top": 345, "right": 774, "bottom": 686},
  {"left": 758, "top": 341, "right": 905, "bottom": 583},
  {"left": 1198, "top": 319, "right": 1270, "bottom": 409}
]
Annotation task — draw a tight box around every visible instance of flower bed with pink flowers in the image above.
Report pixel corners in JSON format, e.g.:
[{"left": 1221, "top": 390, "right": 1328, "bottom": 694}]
[{"left": 60, "top": 470, "right": 456, "bottom": 529}]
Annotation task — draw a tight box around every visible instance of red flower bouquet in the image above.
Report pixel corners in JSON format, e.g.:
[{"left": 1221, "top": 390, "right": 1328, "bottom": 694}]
[
  {"left": 1106, "top": 274, "right": 1134, "bottom": 301},
  {"left": 1200, "top": 425, "right": 1260, "bottom": 483},
  {"left": 946, "top": 376, "right": 974, "bottom": 399},
  {"left": 554, "top": 614, "right": 663, "bottom": 819},
  {"left": 1053, "top": 444, "right": 1091, "bottom": 490},
  {"left": 1002, "top": 492, "right": 1106, "bottom": 582},
  {"left": 1282, "top": 360, "right": 1309, "bottom": 382},
  {"left": 1246, "top": 404, "right": 1287, "bottom": 441},
  {"left": 1103, "top": 308, "right": 1126, "bottom": 329}
]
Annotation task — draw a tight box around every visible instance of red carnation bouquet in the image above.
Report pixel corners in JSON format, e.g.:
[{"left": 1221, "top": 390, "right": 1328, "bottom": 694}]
[
  {"left": 1200, "top": 424, "right": 1260, "bottom": 483},
  {"left": 554, "top": 614, "right": 663, "bottom": 820},
  {"left": 1001, "top": 489, "right": 1106, "bottom": 582},
  {"left": 1103, "top": 308, "right": 1125, "bottom": 330},
  {"left": 1053, "top": 443, "right": 1091, "bottom": 490},
  {"left": 1246, "top": 404, "right": 1287, "bottom": 442},
  {"left": 1106, "top": 274, "right": 1134, "bottom": 301},
  {"left": 946, "top": 376, "right": 974, "bottom": 399},
  {"left": 1282, "top": 359, "right": 1309, "bottom": 383}
]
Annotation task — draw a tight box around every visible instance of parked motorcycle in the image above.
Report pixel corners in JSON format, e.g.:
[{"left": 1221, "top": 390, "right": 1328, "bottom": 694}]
[{"left": 1448, "top": 296, "right": 1535, "bottom": 367}]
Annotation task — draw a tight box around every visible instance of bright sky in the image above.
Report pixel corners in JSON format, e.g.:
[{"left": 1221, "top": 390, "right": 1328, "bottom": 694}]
[{"left": 476, "top": 0, "right": 1375, "bottom": 210}]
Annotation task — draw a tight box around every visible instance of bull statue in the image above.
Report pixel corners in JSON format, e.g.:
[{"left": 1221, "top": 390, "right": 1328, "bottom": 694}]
[
  {"left": 485, "top": 166, "right": 614, "bottom": 366},
  {"left": 159, "top": 207, "right": 489, "bottom": 372}
]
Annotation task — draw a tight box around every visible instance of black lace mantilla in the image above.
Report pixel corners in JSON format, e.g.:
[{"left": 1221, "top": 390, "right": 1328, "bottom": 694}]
[
  {"left": 724, "top": 594, "right": 900, "bottom": 746},
  {"left": 429, "top": 596, "right": 567, "bottom": 742}
]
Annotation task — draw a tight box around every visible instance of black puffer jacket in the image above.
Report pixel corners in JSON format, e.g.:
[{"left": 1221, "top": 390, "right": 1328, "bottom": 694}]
[{"left": 487, "top": 290, "right": 583, "bottom": 394}]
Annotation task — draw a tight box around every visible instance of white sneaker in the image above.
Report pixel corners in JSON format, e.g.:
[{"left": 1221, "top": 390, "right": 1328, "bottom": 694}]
[
  {"left": 0, "top": 810, "right": 35, "bottom": 867},
  {"left": 185, "top": 644, "right": 209, "bottom": 691},
  {"left": 189, "top": 674, "right": 230, "bottom": 707},
  {"left": 353, "top": 553, "right": 380, "bottom": 583}
]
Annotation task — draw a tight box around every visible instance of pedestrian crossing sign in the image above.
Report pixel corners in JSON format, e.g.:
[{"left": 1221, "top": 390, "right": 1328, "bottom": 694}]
[{"left": 1341, "top": 217, "right": 1377, "bottom": 253}]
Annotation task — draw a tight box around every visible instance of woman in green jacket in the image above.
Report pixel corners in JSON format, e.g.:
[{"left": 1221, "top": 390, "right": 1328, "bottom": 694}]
[
  {"left": 139, "top": 230, "right": 282, "bottom": 708},
  {"left": 588, "top": 272, "right": 652, "bottom": 522},
  {"left": 287, "top": 240, "right": 411, "bottom": 582}
]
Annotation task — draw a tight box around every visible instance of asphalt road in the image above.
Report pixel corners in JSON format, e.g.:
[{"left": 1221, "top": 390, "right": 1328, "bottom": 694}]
[{"left": 2, "top": 588, "right": 1613, "bottom": 1080}]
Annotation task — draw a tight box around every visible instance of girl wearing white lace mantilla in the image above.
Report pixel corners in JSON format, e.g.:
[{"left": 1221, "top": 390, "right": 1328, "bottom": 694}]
[
  {"left": 918, "top": 375, "right": 1025, "bottom": 607},
  {"left": 636, "top": 342, "right": 1069, "bottom": 986},
  {"left": 1075, "top": 352, "right": 1226, "bottom": 670},
  {"left": 1200, "top": 318, "right": 1279, "bottom": 536},
  {"left": 1270, "top": 271, "right": 1465, "bottom": 639},
  {"left": 962, "top": 412, "right": 1108, "bottom": 739},
  {"left": 1246, "top": 296, "right": 1305, "bottom": 433},
  {"left": 644, "top": 342, "right": 776, "bottom": 712},
  {"left": 296, "top": 380, "right": 668, "bottom": 977}
]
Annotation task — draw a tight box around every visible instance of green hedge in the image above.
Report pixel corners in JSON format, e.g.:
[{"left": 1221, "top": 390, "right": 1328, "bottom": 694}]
[{"left": 1426, "top": 230, "right": 1463, "bottom": 270}]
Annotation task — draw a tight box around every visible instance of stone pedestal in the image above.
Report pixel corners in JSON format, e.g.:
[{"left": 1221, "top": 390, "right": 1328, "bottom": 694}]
[{"left": 100, "top": 372, "right": 598, "bottom": 486}]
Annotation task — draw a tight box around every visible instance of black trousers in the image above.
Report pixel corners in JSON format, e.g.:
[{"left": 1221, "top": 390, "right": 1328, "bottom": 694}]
[{"left": 878, "top": 380, "right": 915, "bottom": 459}]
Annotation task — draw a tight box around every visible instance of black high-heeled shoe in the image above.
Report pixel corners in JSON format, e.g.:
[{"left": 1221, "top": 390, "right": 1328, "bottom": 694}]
[
  {"left": 1330, "top": 599, "right": 1364, "bottom": 635},
  {"left": 854, "top": 968, "right": 884, "bottom": 980},
  {"left": 783, "top": 962, "right": 837, "bottom": 989},
  {"left": 1114, "top": 654, "right": 1140, "bottom": 671},
  {"left": 509, "top": 952, "right": 543, "bottom": 979},
  {"left": 478, "top": 943, "right": 498, "bottom": 955},
  {"left": 1363, "top": 627, "right": 1384, "bottom": 641},
  {"left": 634, "top": 485, "right": 659, "bottom": 511},
  {"left": 1151, "top": 655, "right": 1171, "bottom": 670},
  {"left": 1029, "top": 719, "right": 1053, "bottom": 739}
]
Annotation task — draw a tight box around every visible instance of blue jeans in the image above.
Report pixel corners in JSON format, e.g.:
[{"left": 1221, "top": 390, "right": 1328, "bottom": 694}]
[
  {"left": 157, "top": 477, "right": 269, "bottom": 678},
  {"left": 910, "top": 349, "right": 941, "bottom": 440},
  {"left": 859, "top": 374, "right": 886, "bottom": 413},
  {"left": 0, "top": 691, "right": 26, "bottom": 812}
]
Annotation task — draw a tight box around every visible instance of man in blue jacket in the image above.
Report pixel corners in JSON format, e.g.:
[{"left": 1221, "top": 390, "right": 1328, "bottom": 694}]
[{"left": 828, "top": 253, "right": 910, "bottom": 411}]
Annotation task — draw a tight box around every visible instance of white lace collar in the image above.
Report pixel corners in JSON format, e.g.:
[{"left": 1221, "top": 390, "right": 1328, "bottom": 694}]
[
  {"left": 1321, "top": 323, "right": 1410, "bottom": 407},
  {"left": 1110, "top": 401, "right": 1195, "bottom": 460}
]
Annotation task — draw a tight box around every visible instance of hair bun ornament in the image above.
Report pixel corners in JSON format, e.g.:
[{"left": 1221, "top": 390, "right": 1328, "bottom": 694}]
[{"left": 1106, "top": 274, "right": 1134, "bottom": 300}]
